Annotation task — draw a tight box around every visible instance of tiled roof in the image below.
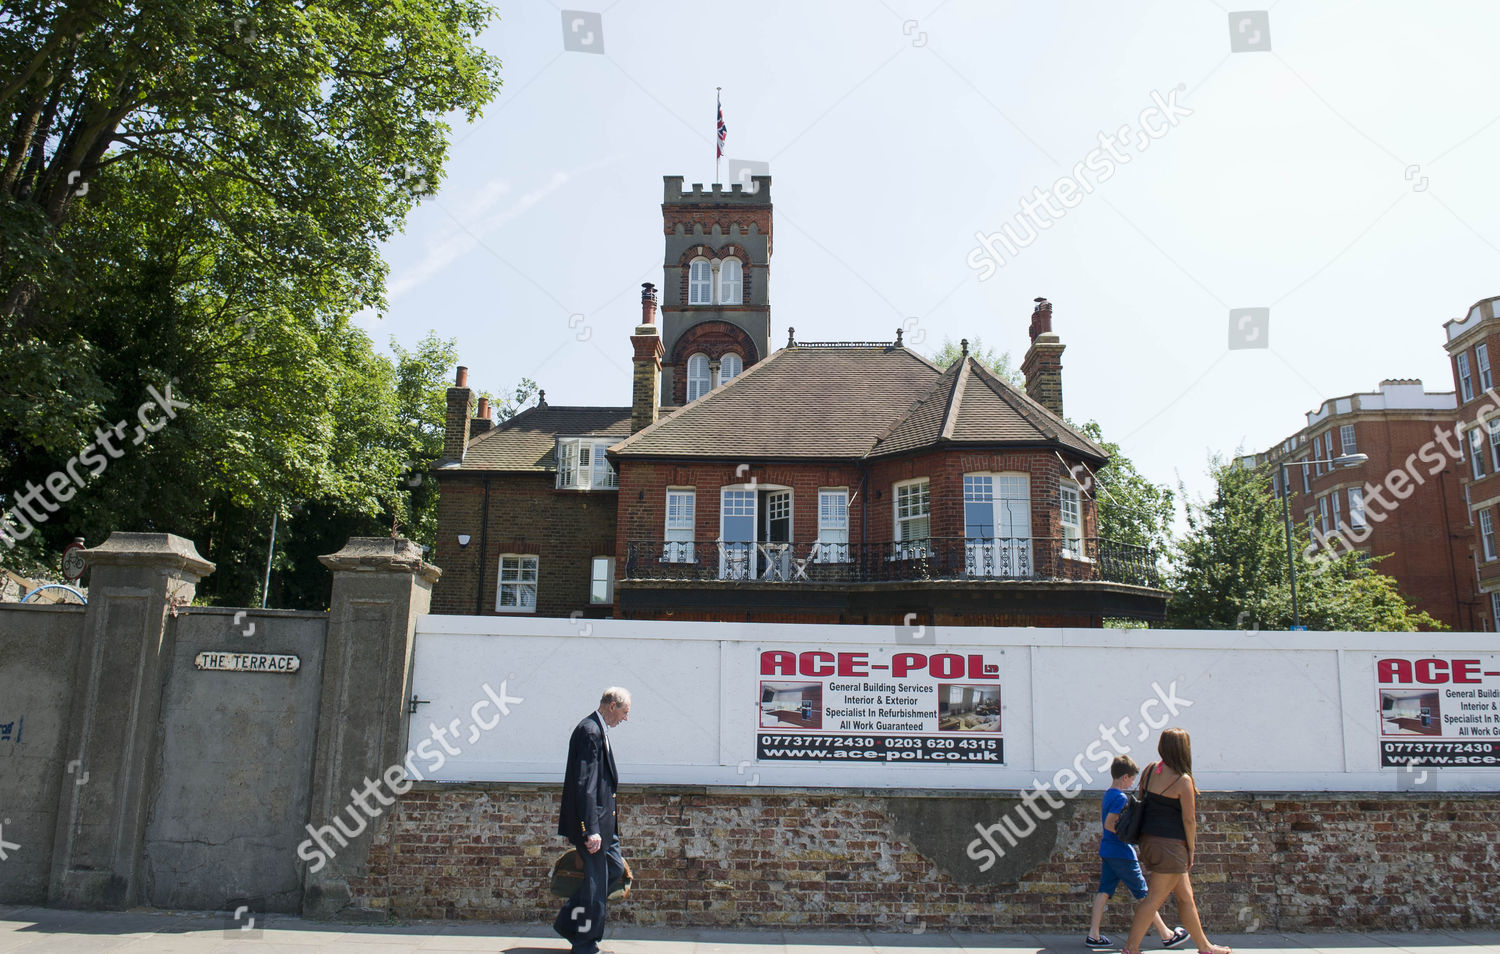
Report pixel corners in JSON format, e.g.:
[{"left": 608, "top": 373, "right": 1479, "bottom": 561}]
[
  {"left": 451, "top": 405, "right": 632, "bottom": 472},
  {"left": 609, "top": 344, "right": 1108, "bottom": 462}
]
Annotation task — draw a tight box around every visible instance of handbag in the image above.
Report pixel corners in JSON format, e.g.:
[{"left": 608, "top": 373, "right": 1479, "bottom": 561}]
[
  {"left": 1113, "top": 761, "right": 1152, "bottom": 845},
  {"left": 549, "top": 846, "right": 634, "bottom": 901}
]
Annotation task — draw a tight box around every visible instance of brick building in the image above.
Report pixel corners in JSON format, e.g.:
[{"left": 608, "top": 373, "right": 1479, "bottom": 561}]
[
  {"left": 1444, "top": 294, "right": 1500, "bottom": 630},
  {"left": 1237, "top": 379, "right": 1476, "bottom": 629},
  {"left": 430, "top": 175, "right": 1166, "bottom": 625}
]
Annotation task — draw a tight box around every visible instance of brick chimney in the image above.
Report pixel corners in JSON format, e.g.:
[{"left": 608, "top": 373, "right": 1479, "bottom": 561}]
[
  {"left": 1021, "top": 297, "right": 1066, "bottom": 417},
  {"left": 444, "top": 365, "right": 473, "bottom": 461},
  {"left": 470, "top": 395, "right": 493, "bottom": 437},
  {"left": 631, "top": 283, "right": 664, "bottom": 433}
]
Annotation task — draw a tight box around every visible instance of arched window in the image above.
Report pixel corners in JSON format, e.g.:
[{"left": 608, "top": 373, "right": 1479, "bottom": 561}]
[
  {"left": 688, "top": 258, "right": 712, "bottom": 305},
  {"left": 718, "top": 257, "right": 742, "bottom": 304},
  {"left": 687, "top": 353, "right": 711, "bottom": 401},
  {"left": 717, "top": 352, "right": 743, "bottom": 386}
]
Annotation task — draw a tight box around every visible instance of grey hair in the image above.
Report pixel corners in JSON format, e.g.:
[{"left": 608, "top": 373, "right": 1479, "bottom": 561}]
[{"left": 600, "top": 687, "right": 631, "bottom": 707}]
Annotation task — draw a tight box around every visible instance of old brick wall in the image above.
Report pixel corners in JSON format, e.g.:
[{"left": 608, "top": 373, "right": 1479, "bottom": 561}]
[{"left": 347, "top": 785, "right": 1499, "bottom": 931}]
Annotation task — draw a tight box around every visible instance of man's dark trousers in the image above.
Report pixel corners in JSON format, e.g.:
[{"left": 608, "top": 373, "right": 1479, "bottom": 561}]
[{"left": 554, "top": 834, "right": 624, "bottom": 954}]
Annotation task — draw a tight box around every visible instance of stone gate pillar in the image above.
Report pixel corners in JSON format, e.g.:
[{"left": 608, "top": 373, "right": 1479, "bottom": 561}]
[
  {"left": 48, "top": 532, "right": 214, "bottom": 908},
  {"left": 302, "top": 537, "right": 439, "bottom": 918}
]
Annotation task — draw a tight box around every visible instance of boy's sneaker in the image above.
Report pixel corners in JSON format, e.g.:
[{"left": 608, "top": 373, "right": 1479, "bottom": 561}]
[
  {"left": 1085, "top": 936, "right": 1112, "bottom": 949},
  {"left": 1162, "top": 927, "right": 1191, "bottom": 948}
]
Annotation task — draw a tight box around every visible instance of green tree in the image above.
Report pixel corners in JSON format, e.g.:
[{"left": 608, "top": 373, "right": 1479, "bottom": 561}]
[
  {"left": 0, "top": 2, "right": 501, "bottom": 604},
  {"left": 1074, "top": 420, "right": 1174, "bottom": 554},
  {"left": 1167, "top": 459, "right": 1444, "bottom": 631},
  {"left": 930, "top": 335, "right": 1024, "bottom": 388}
]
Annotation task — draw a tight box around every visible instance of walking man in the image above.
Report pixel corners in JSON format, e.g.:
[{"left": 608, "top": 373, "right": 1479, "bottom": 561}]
[{"left": 554, "top": 687, "right": 630, "bottom": 954}]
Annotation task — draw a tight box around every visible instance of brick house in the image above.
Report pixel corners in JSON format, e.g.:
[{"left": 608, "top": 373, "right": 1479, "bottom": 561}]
[
  {"left": 430, "top": 175, "right": 1166, "bottom": 626},
  {"left": 1237, "top": 379, "right": 1477, "bottom": 629},
  {"left": 1444, "top": 294, "right": 1500, "bottom": 629}
]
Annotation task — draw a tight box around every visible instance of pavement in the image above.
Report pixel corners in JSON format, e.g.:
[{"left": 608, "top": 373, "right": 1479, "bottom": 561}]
[{"left": 0, "top": 908, "right": 1496, "bottom": 954}]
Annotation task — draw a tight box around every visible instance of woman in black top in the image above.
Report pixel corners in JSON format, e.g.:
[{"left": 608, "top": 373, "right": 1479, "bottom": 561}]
[{"left": 1122, "top": 728, "right": 1230, "bottom": 954}]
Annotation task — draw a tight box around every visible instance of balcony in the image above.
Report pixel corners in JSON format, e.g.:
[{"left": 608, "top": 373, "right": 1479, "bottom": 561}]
[{"left": 624, "top": 537, "right": 1162, "bottom": 588}]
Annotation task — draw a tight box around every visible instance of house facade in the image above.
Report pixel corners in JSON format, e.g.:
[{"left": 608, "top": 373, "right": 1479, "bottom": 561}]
[
  {"left": 429, "top": 175, "right": 1166, "bottom": 626},
  {"left": 1238, "top": 379, "right": 1476, "bottom": 629},
  {"left": 1444, "top": 294, "right": 1500, "bottom": 630}
]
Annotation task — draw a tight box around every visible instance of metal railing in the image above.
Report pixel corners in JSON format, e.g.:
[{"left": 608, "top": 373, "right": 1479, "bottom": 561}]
[{"left": 625, "top": 537, "right": 1161, "bottom": 587}]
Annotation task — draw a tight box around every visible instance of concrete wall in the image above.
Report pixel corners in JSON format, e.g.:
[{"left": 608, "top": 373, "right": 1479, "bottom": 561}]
[
  {"left": 0, "top": 603, "right": 85, "bottom": 904},
  {"left": 141, "top": 608, "right": 327, "bottom": 912}
]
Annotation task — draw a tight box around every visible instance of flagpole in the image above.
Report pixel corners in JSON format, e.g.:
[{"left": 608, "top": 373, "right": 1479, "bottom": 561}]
[{"left": 715, "top": 87, "right": 722, "bottom": 185}]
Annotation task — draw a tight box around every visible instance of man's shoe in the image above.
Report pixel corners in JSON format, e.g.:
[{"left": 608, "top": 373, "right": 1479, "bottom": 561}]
[{"left": 1163, "top": 927, "right": 1191, "bottom": 948}]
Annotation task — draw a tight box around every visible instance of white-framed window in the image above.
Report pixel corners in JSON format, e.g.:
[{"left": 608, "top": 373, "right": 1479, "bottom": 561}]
[
  {"left": 817, "top": 488, "right": 850, "bottom": 562},
  {"left": 1482, "top": 509, "right": 1497, "bottom": 562},
  {"left": 1307, "top": 514, "right": 1316, "bottom": 547},
  {"left": 590, "top": 556, "right": 614, "bottom": 604},
  {"left": 1340, "top": 424, "right": 1356, "bottom": 456},
  {"left": 1467, "top": 484, "right": 1474, "bottom": 526},
  {"left": 689, "top": 258, "right": 712, "bottom": 305},
  {"left": 1479, "top": 343, "right": 1493, "bottom": 391},
  {"left": 1301, "top": 458, "right": 1310, "bottom": 492},
  {"left": 664, "top": 488, "right": 696, "bottom": 562},
  {"left": 556, "top": 438, "right": 617, "bottom": 490},
  {"left": 718, "top": 352, "right": 743, "bottom": 386},
  {"left": 1348, "top": 487, "right": 1366, "bottom": 529},
  {"left": 894, "top": 478, "right": 931, "bottom": 543},
  {"left": 1490, "top": 591, "right": 1500, "bottom": 629},
  {"left": 1331, "top": 491, "right": 1342, "bottom": 530},
  {"left": 497, "top": 554, "right": 538, "bottom": 612},
  {"left": 1490, "top": 420, "right": 1500, "bottom": 473},
  {"left": 1315, "top": 435, "right": 1326, "bottom": 475},
  {"left": 718, "top": 257, "right": 742, "bottom": 304},
  {"left": 1472, "top": 427, "right": 1486, "bottom": 480},
  {"left": 686, "top": 353, "right": 712, "bottom": 401},
  {"left": 1060, "top": 481, "right": 1083, "bottom": 558},
  {"left": 1318, "top": 496, "right": 1329, "bottom": 534},
  {"left": 1458, "top": 351, "right": 1475, "bottom": 402},
  {"left": 1272, "top": 471, "right": 1281, "bottom": 498}
]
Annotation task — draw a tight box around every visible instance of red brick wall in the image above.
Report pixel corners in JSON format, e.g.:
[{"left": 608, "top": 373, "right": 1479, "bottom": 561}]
[
  {"left": 432, "top": 473, "right": 617, "bottom": 617},
  {"left": 348, "top": 785, "right": 1500, "bottom": 931}
]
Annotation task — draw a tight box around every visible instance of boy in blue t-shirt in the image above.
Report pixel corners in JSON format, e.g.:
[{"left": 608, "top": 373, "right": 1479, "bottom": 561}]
[{"left": 1085, "top": 755, "right": 1190, "bottom": 949}]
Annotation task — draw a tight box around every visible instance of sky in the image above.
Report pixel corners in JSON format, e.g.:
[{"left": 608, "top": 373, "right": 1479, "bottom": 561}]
[{"left": 357, "top": 0, "right": 1500, "bottom": 521}]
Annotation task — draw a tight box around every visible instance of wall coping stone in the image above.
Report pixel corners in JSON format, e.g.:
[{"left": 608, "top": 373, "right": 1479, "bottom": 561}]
[
  {"left": 84, "top": 531, "right": 214, "bottom": 577},
  {"left": 318, "top": 537, "right": 441, "bottom": 584}
]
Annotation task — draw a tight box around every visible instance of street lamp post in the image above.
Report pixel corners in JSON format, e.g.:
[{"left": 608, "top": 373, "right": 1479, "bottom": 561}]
[{"left": 1277, "top": 453, "right": 1368, "bottom": 629}]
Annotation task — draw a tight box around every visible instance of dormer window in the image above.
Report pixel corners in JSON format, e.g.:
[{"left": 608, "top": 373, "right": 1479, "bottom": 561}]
[
  {"left": 718, "top": 352, "right": 743, "bottom": 385},
  {"left": 719, "top": 257, "right": 742, "bottom": 304},
  {"left": 556, "top": 437, "right": 617, "bottom": 490},
  {"left": 689, "top": 258, "right": 712, "bottom": 304},
  {"left": 686, "top": 353, "right": 712, "bottom": 401}
]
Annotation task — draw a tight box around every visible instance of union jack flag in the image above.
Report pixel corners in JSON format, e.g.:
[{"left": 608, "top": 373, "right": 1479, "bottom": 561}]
[{"left": 716, "top": 92, "right": 727, "bottom": 159}]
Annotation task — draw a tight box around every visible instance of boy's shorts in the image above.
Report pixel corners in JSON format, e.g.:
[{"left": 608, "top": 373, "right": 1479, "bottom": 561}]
[{"left": 1097, "top": 856, "right": 1149, "bottom": 899}]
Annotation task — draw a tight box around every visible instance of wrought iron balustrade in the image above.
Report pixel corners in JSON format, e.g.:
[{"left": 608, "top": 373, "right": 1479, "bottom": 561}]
[{"left": 623, "top": 537, "right": 1161, "bottom": 587}]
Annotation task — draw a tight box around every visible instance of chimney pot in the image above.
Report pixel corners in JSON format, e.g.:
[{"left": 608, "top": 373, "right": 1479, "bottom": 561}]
[
  {"left": 641, "top": 283, "right": 658, "bottom": 325},
  {"left": 477, "top": 396, "right": 490, "bottom": 419},
  {"left": 961, "top": 338, "right": 969, "bottom": 357},
  {"left": 455, "top": 366, "right": 469, "bottom": 387}
]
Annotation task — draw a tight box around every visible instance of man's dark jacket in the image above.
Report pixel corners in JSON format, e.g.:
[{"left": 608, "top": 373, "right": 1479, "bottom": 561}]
[{"left": 557, "top": 711, "right": 619, "bottom": 844}]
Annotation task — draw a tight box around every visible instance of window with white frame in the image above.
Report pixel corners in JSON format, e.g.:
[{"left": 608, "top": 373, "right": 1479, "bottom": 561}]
[
  {"left": 689, "top": 258, "right": 712, "bottom": 304},
  {"left": 1331, "top": 491, "right": 1342, "bottom": 530},
  {"left": 1490, "top": 420, "right": 1500, "bottom": 472},
  {"left": 1458, "top": 351, "right": 1475, "bottom": 402},
  {"left": 1315, "top": 435, "right": 1326, "bottom": 475},
  {"left": 1348, "top": 487, "right": 1366, "bottom": 529},
  {"left": 719, "top": 257, "right": 742, "bottom": 304},
  {"left": 1479, "top": 343, "right": 1493, "bottom": 391},
  {"left": 1340, "top": 424, "right": 1356, "bottom": 456},
  {"left": 1491, "top": 591, "right": 1500, "bottom": 629},
  {"left": 1301, "top": 458, "right": 1310, "bottom": 492},
  {"left": 1272, "top": 471, "right": 1281, "bottom": 498},
  {"left": 1060, "top": 482, "right": 1083, "bottom": 558},
  {"left": 497, "top": 555, "right": 538, "bottom": 612},
  {"left": 590, "top": 556, "right": 614, "bottom": 604},
  {"left": 686, "top": 354, "right": 712, "bottom": 401},
  {"left": 718, "top": 352, "right": 743, "bottom": 386},
  {"left": 664, "top": 489, "right": 695, "bottom": 562},
  {"left": 1482, "top": 509, "right": 1497, "bottom": 562},
  {"left": 817, "top": 489, "right": 850, "bottom": 561},
  {"left": 1318, "top": 496, "right": 1329, "bottom": 534},
  {"left": 894, "top": 479, "right": 931, "bottom": 543},
  {"left": 1306, "top": 514, "right": 1316, "bottom": 547},
  {"left": 1472, "top": 427, "right": 1486, "bottom": 480},
  {"left": 556, "top": 438, "right": 617, "bottom": 490}
]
